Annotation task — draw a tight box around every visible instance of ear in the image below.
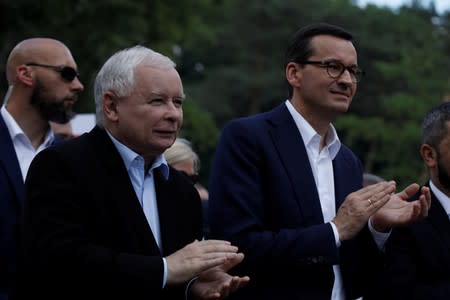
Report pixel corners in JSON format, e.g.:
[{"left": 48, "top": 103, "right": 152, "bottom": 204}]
[
  {"left": 420, "top": 144, "right": 437, "bottom": 168},
  {"left": 17, "top": 65, "right": 34, "bottom": 87},
  {"left": 103, "top": 91, "right": 119, "bottom": 123},
  {"left": 286, "top": 62, "right": 302, "bottom": 90}
]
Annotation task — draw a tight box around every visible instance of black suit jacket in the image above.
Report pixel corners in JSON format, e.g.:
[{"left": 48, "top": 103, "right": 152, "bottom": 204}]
[
  {"left": 0, "top": 114, "right": 24, "bottom": 298},
  {"left": 383, "top": 186, "right": 450, "bottom": 299},
  {"left": 0, "top": 114, "right": 62, "bottom": 299},
  {"left": 15, "top": 126, "right": 203, "bottom": 300},
  {"left": 209, "top": 103, "right": 383, "bottom": 300}
]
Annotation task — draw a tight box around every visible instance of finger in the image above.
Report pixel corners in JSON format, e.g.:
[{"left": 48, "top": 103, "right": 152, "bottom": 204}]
[
  {"left": 228, "top": 276, "right": 250, "bottom": 294},
  {"left": 359, "top": 181, "right": 395, "bottom": 206},
  {"left": 229, "top": 276, "right": 244, "bottom": 292},
  {"left": 198, "top": 252, "right": 240, "bottom": 261},
  {"left": 195, "top": 240, "right": 239, "bottom": 253},
  {"left": 219, "top": 253, "right": 245, "bottom": 272},
  {"left": 218, "top": 280, "right": 232, "bottom": 299},
  {"left": 396, "top": 183, "right": 421, "bottom": 200},
  {"left": 207, "top": 292, "right": 221, "bottom": 300},
  {"left": 366, "top": 192, "right": 390, "bottom": 212},
  {"left": 200, "top": 257, "right": 231, "bottom": 269},
  {"left": 411, "top": 202, "right": 422, "bottom": 220},
  {"left": 421, "top": 186, "right": 431, "bottom": 209},
  {"left": 418, "top": 195, "right": 430, "bottom": 218}
]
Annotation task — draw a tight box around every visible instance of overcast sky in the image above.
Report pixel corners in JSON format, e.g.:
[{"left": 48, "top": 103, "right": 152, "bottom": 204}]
[{"left": 358, "top": 0, "right": 450, "bottom": 14}]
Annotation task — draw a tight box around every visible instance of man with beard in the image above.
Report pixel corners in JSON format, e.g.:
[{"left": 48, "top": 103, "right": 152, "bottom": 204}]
[
  {"left": 382, "top": 101, "right": 450, "bottom": 299},
  {"left": 0, "top": 38, "right": 84, "bottom": 300}
]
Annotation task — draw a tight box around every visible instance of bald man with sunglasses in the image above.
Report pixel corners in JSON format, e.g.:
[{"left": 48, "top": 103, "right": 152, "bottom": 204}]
[{"left": 0, "top": 38, "right": 84, "bottom": 300}]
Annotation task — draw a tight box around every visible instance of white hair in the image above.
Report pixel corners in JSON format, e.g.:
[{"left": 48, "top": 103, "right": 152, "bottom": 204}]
[
  {"left": 164, "top": 138, "right": 200, "bottom": 173},
  {"left": 94, "top": 45, "right": 176, "bottom": 126}
]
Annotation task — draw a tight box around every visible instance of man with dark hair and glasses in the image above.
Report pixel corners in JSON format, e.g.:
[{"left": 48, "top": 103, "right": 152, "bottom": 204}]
[
  {"left": 208, "top": 22, "right": 431, "bottom": 299},
  {"left": 0, "top": 38, "right": 83, "bottom": 300}
]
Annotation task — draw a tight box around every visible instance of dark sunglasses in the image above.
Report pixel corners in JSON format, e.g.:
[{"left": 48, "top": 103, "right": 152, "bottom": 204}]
[
  {"left": 180, "top": 170, "right": 199, "bottom": 184},
  {"left": 26, "top": 62, "right": 80, "bottom": 82}
]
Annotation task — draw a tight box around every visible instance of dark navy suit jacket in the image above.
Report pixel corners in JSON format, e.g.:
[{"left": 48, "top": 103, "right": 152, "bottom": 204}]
[
  {"left": 0, "top": 114, "right": 63, "bottom": 300},
  {"left": 383, "top": 186, "right": 450, "bottom": 299},
  {"left": 209, "top": 103, "right": 383, "bottom": 299},
  {"left": 0, "top": 115, "right": 24, "bottom": 299}
]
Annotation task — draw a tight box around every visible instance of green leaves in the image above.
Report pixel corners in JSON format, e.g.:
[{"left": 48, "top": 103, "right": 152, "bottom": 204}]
[{"left": 1, "top": 0, "right": 449, "bottom": 187}]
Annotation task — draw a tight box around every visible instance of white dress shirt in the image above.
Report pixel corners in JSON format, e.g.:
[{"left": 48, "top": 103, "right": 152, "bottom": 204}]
[
  {"left": 285, "top": 100, "right": 345, "bottom": 300},
  {"left": 429, "top": 180, "right": 450, "bottom": 219},
  {"left": 285, "top": 100, "right": 388, "bottom": 300},
  {"left": 1, "top": 106, "right": 54, "bottom": 181}
]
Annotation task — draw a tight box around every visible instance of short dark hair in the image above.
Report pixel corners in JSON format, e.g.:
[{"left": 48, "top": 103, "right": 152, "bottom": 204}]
[
  {"left": 421, "top": 101, "right": 450, "bottom": 148},
  {"left": 285, "top": 23, "right": 354, "bottom": 98}
]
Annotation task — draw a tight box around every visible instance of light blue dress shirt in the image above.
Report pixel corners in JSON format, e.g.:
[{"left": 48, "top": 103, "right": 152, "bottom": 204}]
[{"left": 106, "top": 130, "right": 170, "bottom": 288}]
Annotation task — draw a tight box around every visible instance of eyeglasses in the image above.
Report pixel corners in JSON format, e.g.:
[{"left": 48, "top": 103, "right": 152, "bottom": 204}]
[
  {"left": 297, "top": 60, "right": 364, "bottom": 83},
  {"left": 180, "top": 171, "right": 199, "bottom": 184},
  {"left": 26, "top": 63, "right": 80, "bottom": 82}
]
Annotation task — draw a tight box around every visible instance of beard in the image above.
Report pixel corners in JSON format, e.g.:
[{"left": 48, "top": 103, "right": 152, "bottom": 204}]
[
  {"left": 437, "top": 153, "right": 450, "bottom": 191},
  {"left": 30, "top": 82, "right": 76, "bottom": 124}
]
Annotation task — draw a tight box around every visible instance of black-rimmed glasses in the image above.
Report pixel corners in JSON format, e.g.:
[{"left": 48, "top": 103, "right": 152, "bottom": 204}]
[
  {"left": 26, "top": 63, "right": 80, "bottom": 82},
  {"left": 297, "top": 60, "right": 364, "bottom": 83}
]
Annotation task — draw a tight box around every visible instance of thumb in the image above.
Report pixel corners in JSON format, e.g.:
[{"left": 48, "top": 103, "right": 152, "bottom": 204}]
[{"left": 396, "top": 183, "right": 420, "bottom": 201}]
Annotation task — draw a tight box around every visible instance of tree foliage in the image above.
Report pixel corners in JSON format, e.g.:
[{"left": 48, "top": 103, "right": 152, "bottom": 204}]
[{"left": 1, "top": 0, "right": 449, "bottom": 188}]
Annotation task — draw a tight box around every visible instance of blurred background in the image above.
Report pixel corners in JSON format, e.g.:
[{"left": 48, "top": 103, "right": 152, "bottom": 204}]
[{"left": 1, "top": 0, "right": 449, "bottom": 189}]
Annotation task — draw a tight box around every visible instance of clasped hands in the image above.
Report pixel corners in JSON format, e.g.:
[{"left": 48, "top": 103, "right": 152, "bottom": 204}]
[
  {"left": 333, "top": 181, "right": 431, "bottom": 241},
  {"left": 166, "top": 239, "right": 250, "bottom": 300}
]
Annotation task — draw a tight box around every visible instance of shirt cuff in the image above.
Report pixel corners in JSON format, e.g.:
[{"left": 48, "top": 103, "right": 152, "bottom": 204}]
[
  {"left": 185, "top": 276, "right": 199, "bottom": 300},
  {"left": 368, "top": 217, "right": 391, "bottom": 250},
  {"left": 162, "top": 257, "right": 168, "bottom": 288},
  {"left": 329, "top": 221, "right": 341, "bottom": 247}
]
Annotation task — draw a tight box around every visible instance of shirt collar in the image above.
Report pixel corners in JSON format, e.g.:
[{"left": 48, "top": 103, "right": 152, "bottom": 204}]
[
  {"left": 285, "top": 100, "right": 341, "bottom": 159},
  {"left": 429, "top": 180, "right": 450, "bottom": 217},
  {"left": 105, "top": 129, "right": 169, "bottom": 180},
  {"left": 1, "top": 105, "right": 55, "bottom": 147}
]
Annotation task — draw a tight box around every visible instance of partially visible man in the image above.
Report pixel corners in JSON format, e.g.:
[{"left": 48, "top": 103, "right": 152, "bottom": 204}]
[
  {"left": 208, "top": 23, "right": 430, "bottom": 300},
  {"left": 383, "top": 102, "right": 450, "bottom": 299},
  {"left": 165, "top": 138, "right": 211, "bottom": 236},
  {"left": 15, "top": 45, "right": 248, "bottom": 300},
  {"left": 49, "top": 120, "right": 75, "bottom": 140},
  {"left": 0, "top": 38, "right": 83, "bottom": 300}
]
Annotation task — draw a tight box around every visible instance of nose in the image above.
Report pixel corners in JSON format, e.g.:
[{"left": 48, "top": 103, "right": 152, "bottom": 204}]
[
  {"left": 337, "top": 68, "right": 354, "bottom": 85},
  {"left": 165, "top": 100, "right": 183, "bottom": 120},
  {"left": 71, "top": 77, "right": 84, "bottom": 92}
]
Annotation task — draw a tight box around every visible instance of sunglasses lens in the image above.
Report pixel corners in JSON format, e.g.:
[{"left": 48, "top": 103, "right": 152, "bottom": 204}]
[{"left": 60, "top": 67, "right": 78, "bottom": 81}]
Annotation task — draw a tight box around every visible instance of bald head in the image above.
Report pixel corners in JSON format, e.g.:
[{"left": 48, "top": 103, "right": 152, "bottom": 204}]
[{"left": 6, "top": 38, "right": 74, "bottom": 85}]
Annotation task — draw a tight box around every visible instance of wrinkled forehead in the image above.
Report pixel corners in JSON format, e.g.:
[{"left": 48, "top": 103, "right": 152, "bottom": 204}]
[{"left": 134, "top": 65, "right": 184, "bottom": 95}]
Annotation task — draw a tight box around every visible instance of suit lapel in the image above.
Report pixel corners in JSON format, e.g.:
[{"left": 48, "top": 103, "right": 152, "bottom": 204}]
[
  {"left": 88, "top": 127, "right": 160, "bottom": 253},
  {"left": 0, "top": 115, "right": 24, "bottom": 205},
  {"left": 332, "top": 152, "right": 360, "bottom": 209},
  {"left": 267, "top": 104, "right": 324, "bottom": 224},
  {"left": 154, "top": 170, "right": 176, "bottom": 255},
  {"left": 427, "top": 192, "right": 450, "bottom": 252}
]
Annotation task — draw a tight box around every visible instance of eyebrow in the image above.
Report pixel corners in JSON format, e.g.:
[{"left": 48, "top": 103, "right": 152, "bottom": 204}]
[
  {"left": 322, "top": 59, "right": 358, "bottom": 67},
  {"left": 149, "top": 92, "right": 186, "bottom": 100}
]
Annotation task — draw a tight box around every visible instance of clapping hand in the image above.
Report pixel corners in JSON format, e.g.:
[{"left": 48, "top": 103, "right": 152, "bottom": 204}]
[
  {"left": 371, "top": 183, "right": 431, "bottom": 232},
  {"left": 190, "top": 252, "right": 250, "bottom": 300}
]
